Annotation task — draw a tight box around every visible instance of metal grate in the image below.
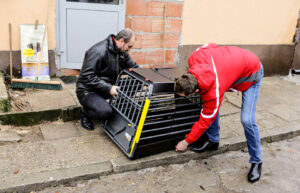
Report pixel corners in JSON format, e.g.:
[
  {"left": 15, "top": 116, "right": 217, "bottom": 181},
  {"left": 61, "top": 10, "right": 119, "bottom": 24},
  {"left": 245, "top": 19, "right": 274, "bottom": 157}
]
[
  {"left": 110, "top": 71, "right": 151, "bottom": 128},
  {"left": 103, "top": 68, "right": 202, "bottom": 159}
]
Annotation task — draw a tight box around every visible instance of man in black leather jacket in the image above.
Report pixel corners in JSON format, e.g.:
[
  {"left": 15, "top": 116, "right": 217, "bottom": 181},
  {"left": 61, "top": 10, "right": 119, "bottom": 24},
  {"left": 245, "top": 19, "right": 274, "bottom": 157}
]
[{"left": 76, "top": 29, "right": 138, "bottom": 130}]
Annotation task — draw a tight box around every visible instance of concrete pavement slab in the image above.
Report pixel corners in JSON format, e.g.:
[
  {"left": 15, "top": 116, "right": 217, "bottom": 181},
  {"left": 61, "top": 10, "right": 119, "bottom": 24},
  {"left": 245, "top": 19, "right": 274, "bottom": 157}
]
[
  {"left": 0, "top": 76, "right": 300, "bottom": 192},
  {"left": 257, "top": 77, "right": 300, "bottom": 110},
  {"left": 224, "top": 92, "right": 242, "bottom": 108},
  {"left": 80, "top": 163, "right": 219, "bottom": 193},
  {"left": 110, "top": 149, "right": 223, "bottom": 174},
  {"left": 267, "top": 103, "right": 300, "bottom": 121},
  {"left": 213, "top": 136, "right": 300, "bottom": 193},
  {"left": 111, "top": 119, "right": 300, "bottom": 175},
  {"left": 61, "top": 80, "right": 80, "bottom": 106},
  {"left": 284, "top": 74, "right": 300, "bottom": 85},
  {"left": 219, "top": 100, "right": 240, "bottom": 116},
  {"left": 225, "top": 76, "right": 300, "bottom": 113},
  {"left": 259, "top": 122, "right": 300, "bottom": 143},
  {"left": 41, "top": 122, "right": 80, "bottom": 140},
  {"left": 219, "top": 113, "right": 243, "bottom": 139},
  {"left": 0, "top": 122, "right": 298, "bottom": 193},
  {"left": 0, "top": 124, "right": 43, "bottom": 144},
  {"left": 21, "top": 88, "right": 77, "bottom": 111},
  {"left": 37, "top": 137, "right": 300, "bottom": 193},
  {"left": 73, "top": 120, "right": 103, "bottom": 137},
  {"left": 1, "top": 76, "right": 298, "bottom": 126},
  {"left": 256, "top": 110, "right": 289, "bottom": 130},
  {"left": 1, "top": 162, "right": 112, "bottom": 193},
  {"left": 0, "top": 134, "right": 121, "bottom": 181},
  {"left": 6, "top": 79, "right": 78, "bottom": 113},
  {"left": 0, "top": 130, "right": 21, "bottom": 142}
]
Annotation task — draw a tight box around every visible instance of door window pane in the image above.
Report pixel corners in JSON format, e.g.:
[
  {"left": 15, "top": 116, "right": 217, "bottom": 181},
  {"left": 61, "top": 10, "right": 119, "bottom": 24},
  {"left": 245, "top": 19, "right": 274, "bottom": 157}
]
[{"left": 67, "top": 0, "right": 119, "bottom": 5}]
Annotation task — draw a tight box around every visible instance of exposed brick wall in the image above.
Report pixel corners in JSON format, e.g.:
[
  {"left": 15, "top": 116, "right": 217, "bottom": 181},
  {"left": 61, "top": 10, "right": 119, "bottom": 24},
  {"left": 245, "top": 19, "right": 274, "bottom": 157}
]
[{"left": 126, "top": 0, "right": 183, "bottom": 68}]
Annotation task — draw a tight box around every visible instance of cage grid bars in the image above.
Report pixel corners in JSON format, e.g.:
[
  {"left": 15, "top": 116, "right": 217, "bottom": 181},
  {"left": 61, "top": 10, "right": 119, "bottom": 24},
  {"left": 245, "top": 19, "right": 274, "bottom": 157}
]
[
  {"left": 148, "top": 101, "right": 201, "bottom": 112},
  {"left": 110, "top": 70, "right": 152, "bottom": 128},
  {"left": 119, "top": 75, "right": 130, "bottom": 113},
  {"left": 139, "top": 129, "right": 192, "bottom": 142},
  {"left": 105, "top": 69, "right": 202, "bottom": 159},
  {"left": 146, "top": 108, "right": 200, "bottom": 119},
  {"left": 143, "top": 114, "right": 200, "bottom": 127},
  {"left": 130, "top": 80, "right": 141, "bottom": 121},
  {"left": 124, "top": 78, "right": 136, "bottom": 117},
  {"left": 141, "top": 122, "right": 195, "bottom": 134}
]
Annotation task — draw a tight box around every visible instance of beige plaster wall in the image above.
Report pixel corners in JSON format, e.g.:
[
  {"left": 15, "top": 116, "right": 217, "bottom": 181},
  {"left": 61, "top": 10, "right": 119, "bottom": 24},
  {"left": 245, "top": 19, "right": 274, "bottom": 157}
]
[
  {"left": 0, "top": 0, "right": 56, "bottom": 51},
  {"left": 182, "top": 0, "right": 300, "bottom": 45}
]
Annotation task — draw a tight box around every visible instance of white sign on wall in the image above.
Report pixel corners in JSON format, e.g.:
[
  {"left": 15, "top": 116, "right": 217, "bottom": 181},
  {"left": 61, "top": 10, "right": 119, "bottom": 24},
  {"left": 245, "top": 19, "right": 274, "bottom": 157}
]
[{"left": 20, "top": 24, "right": 50, "bottom": 80}]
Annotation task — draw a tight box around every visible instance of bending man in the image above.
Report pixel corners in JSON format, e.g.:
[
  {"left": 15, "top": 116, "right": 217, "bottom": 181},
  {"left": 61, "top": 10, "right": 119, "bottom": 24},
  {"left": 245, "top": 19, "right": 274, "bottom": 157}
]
[{"left": 175, "top": 43, "right": 263, "bottom": 183}]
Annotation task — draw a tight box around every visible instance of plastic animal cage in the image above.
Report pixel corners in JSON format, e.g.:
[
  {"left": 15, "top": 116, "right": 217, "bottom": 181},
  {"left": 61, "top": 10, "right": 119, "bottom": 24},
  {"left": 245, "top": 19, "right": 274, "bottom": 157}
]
[{"left": 103, "top": 68, "right": 202, "bottom": 159}]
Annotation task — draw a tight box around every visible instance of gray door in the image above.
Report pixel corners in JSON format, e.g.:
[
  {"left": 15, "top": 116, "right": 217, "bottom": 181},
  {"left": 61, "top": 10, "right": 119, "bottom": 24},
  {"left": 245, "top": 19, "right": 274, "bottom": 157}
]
[{"left": 58, "top": 0, "right": 126, "bottom": 69}]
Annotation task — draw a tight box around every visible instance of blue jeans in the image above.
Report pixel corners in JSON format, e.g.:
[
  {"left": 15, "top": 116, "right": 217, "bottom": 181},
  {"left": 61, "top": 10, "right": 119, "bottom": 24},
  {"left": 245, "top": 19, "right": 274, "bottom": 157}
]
[{"left": 206, "top": 64, "right": 264, "bottom": 163}]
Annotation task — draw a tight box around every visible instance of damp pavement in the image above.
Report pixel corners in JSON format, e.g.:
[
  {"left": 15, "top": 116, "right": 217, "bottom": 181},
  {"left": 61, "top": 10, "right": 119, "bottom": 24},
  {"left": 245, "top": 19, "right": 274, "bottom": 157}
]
[
  {"left": 36, "top": 136, "right": 300, "bottom": 193},
  {"left": 0, "top": 75, "right": 299, "bottom": 192}
]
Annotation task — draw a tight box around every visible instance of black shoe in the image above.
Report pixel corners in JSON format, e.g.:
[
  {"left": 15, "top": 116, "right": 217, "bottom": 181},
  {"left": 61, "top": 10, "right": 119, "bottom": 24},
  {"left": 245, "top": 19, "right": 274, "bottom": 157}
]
[
  {"left": 248, "top": 163, "right": 262, "bottom": 183},
  {"left": 80, "top": 109, "right": 94, "bottom": 131},
  {"left": 191, "top": 132, "right": 209, "bottom": 148},
  {"left": 191, "top": 137, "right": 219, "bottom": 153}
]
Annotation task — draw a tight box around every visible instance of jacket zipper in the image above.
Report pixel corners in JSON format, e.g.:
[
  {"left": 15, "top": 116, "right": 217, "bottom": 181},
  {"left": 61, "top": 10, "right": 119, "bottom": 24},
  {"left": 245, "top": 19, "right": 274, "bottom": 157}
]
[{"left": 117, "top": 54, "right": 119, "bottom": 74}]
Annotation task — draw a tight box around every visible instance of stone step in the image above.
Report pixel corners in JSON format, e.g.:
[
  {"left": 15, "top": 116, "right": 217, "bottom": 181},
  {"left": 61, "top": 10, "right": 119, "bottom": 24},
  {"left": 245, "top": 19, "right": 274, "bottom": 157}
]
[{"left": 0, "top": 120, "right": 299, "bottom": 193}]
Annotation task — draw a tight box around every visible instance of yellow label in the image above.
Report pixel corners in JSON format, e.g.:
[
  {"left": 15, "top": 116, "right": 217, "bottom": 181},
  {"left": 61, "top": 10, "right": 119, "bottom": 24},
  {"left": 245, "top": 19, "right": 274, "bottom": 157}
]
[
  {"left": 129, "top": 98, "right": 151, "bottom": 157},
  {"left": 22, "top": 63, "right": 48, "bottom": 67},
  {"left": 23, "top": 49, "right": 35, "bottom": 57}
]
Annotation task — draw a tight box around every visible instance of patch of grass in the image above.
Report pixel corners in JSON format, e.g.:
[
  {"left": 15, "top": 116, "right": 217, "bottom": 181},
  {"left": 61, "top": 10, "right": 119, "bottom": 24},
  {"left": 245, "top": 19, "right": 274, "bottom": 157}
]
[{"left": 0, "top": 99, "right": 10, "bottom": 112}]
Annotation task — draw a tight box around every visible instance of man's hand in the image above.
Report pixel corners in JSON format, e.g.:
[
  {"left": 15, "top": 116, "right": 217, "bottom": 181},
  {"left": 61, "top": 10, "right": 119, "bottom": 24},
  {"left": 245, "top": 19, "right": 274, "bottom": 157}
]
[
  {"left": 175, "top": 139, "right": 189, "bottom": 152},
  {"left": 110, "top": 86, "right": 120, "bottom": 97}
]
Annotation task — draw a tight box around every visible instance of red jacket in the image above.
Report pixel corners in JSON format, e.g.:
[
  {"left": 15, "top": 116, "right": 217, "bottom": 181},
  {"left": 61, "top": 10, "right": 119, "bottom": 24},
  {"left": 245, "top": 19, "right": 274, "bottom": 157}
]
[{"left": 185, "top": 43, "right": 261, "bottom": 143}]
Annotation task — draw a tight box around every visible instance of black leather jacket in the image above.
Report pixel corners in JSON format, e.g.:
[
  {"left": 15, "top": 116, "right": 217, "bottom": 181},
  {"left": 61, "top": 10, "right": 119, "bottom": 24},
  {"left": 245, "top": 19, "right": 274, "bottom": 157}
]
[{"left": 76, "top": 35, "right": 138, "bottom": 101}]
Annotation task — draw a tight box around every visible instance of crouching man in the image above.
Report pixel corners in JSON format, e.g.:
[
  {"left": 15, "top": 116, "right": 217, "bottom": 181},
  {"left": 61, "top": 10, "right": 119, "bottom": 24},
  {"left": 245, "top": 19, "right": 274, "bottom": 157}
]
[
  {"left": 175, "top": 43, "right": 264, "bottom": 183},
  {"left": 76, "top": 29, "right": 138, "bottom": 131}
]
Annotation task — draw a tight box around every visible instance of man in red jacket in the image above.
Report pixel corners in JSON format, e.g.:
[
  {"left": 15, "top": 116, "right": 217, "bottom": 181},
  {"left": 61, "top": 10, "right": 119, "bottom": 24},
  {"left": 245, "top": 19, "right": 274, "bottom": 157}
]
[{"left": 175, "top": 43, "right": 264, "bottom": 183}]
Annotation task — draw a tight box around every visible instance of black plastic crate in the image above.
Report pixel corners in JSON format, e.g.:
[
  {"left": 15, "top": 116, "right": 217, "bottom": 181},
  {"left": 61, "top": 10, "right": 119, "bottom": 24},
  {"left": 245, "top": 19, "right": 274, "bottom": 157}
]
[{"left": 103, "top": 68, "right": 202, "bottom": 159}]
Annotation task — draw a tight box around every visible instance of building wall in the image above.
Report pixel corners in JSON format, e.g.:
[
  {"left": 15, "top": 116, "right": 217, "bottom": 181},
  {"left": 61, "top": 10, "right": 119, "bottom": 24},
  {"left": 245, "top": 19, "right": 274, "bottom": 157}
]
[
  {"left": 60, "top": 0, "right": 184, "bottom": 75},
  {"left": 1, "top": 0, "right": 299, "bottom": 77},
  {"left": 179, "top": 0, "right": 300, "bottom": 76},
  {"left": 126, "top": 0, "right": 183, "bottom": 68},
  {"left": 0, "top": 0, "right": 56, "bottom": 76},
  {"left": 182, "top": 0, "right": 300, "bottom": 45},
  {"left": 0, "top": 0, "right": 183, "bottom": 76}
]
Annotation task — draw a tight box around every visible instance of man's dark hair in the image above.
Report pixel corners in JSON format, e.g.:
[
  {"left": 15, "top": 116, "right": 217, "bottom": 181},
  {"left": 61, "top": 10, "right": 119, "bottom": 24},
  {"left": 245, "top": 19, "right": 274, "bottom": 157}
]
[
  {"left": 175, "top": 73, "right": 198, "bottom": 95},
  {"left": 115, "top": 29, "right": 134, "bottom": 43}
]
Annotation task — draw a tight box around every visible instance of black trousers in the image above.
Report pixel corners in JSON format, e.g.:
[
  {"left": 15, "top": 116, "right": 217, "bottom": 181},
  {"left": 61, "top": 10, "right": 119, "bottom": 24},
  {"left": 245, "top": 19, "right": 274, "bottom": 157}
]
[{"left": 79, "top": 93, "right": 113, "bottom": 120}]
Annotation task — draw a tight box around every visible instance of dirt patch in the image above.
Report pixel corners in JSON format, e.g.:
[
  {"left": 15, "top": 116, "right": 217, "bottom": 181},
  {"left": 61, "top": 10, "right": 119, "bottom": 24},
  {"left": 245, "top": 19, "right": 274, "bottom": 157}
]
[
  {"left": 0, "top": 124, "right": 43, "bottom": 146},
  {"left": 8, "top": 88, "right": 32, "bottom": 112}
]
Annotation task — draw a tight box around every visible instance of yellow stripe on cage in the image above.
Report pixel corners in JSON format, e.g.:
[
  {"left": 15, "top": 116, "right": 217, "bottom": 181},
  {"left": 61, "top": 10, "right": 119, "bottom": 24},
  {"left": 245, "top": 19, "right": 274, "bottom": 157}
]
[{"left": 129, "top": 98, "right": 151, "bottom": 157}]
